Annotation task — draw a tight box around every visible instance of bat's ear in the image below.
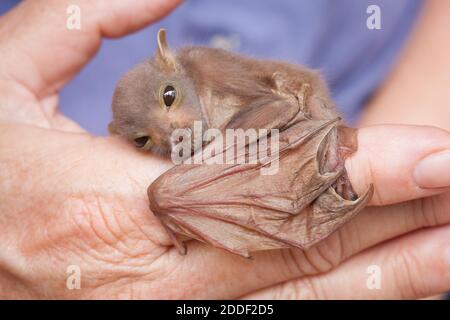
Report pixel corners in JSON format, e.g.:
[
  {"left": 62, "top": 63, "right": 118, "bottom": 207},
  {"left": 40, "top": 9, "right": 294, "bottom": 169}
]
[
  {"left": 108, "top": 121, "right": 117, "bottom": 135},
  {"left": 156, "top": 28, "right": 178, "bottom": 71}
]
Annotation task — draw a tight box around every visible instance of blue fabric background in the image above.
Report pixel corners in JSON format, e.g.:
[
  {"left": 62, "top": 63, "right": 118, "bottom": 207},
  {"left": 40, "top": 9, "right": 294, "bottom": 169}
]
[{"left": 1, "top": 0, "right": 422, "bottom": 135}]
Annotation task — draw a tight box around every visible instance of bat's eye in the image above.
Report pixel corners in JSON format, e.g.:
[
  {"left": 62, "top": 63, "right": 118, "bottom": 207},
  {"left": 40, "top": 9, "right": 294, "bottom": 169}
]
[
  {"left": 133, "top": 136, "right": 150, "bottom": 149},
  {"left": 162, "top": 85, "right": 176, "bottom": 107}
]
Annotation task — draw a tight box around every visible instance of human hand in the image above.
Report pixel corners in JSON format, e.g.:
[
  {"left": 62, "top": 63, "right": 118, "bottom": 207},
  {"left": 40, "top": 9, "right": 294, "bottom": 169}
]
[{"left": 0, "top": 0, "right": 449, "bottom": 299}]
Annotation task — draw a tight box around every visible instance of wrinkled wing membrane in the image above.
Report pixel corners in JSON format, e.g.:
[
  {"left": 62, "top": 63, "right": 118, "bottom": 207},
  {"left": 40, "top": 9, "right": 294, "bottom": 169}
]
[{"left": 148, "top": 118, "right": 373, "bottom": 257}]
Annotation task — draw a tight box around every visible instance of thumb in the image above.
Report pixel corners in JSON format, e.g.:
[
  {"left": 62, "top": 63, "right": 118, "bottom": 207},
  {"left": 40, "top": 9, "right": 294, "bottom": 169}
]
[
  {"left": 346, "top": 124, "right": 450, "bottom": 206},
  {"left": 0, "top": 0, "right": 181, "bottom": 98}
]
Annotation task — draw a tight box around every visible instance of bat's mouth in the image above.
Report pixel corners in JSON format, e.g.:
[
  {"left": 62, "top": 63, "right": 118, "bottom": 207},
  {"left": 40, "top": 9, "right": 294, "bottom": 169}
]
[
  {"left": 170, "top": 127, "right": 192, "bottom": 147},
  {"left": 168, "top": 122, "right": 210, "bottom": 162},
  {"left": 167, "top": 127, "right": 197, "bottom": 162}
]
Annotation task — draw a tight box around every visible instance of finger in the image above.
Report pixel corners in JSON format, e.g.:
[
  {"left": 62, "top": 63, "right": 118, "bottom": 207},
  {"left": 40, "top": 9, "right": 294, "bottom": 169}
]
[
  {"left": 0, "top": 0, "right": 181, "bottom": 98},
  {"left": 156, "top": 190, "right": 449, "bottom": 299},
  {"left": 152, "top": 125, "right": 450, "bottom": 299},
  {"left": 242, "top": 224, "right": 450, "bottom": 299},
  {"left": 346, "top": 124, "right": 450, "bottom": 205}
]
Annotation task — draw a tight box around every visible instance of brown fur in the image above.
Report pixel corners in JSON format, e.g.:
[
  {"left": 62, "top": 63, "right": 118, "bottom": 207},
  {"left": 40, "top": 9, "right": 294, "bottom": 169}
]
[{"left": 110, "top": 29, "right": 340, "bottom": 156}]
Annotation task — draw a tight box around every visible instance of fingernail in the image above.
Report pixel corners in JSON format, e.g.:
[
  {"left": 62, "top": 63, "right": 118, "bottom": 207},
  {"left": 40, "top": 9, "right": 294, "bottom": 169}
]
[{"left": 414, "top": 150, "right": 450, "bottom": 188}]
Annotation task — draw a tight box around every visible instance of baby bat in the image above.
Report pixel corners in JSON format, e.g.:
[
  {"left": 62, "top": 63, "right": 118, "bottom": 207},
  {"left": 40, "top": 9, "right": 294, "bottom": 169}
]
[{"left": 110, "top": 29, "right": 373, "bottom": 257}]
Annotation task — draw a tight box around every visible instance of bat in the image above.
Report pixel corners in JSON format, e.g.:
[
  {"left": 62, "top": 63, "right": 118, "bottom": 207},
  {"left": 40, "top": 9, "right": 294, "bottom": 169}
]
[{"left": 110, "top": 29, "right": 373, "bottom": 257}]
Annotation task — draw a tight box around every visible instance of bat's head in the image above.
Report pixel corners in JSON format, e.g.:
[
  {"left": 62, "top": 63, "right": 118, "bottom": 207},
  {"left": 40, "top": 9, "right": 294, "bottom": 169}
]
[{"left": 110, "top": 29, "right": 204, "bottom": 157}]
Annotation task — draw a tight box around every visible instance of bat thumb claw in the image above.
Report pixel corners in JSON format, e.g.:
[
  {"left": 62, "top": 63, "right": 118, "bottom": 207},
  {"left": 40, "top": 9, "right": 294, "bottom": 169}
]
[
  {"left": 171, "top": 235, "right": 187, "bottom": 255},
  {"left": 159, "top": 219, "right": 188, "bottom": 255}
]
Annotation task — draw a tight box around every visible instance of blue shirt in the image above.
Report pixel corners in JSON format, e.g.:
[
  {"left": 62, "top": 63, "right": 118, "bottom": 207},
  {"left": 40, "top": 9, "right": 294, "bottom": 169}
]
[{"left": 0, "top": 0, "right": 422, "bottom": 135}]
